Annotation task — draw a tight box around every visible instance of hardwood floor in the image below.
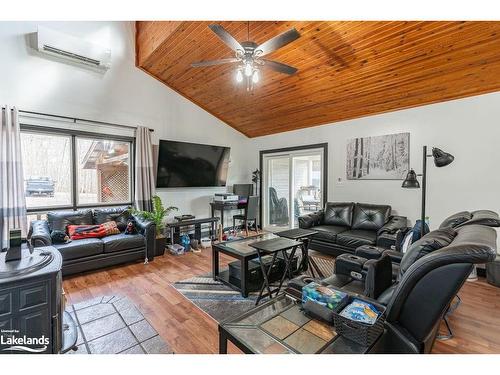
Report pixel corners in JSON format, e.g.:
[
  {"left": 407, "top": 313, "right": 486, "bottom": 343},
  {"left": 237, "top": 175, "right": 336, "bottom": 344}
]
[{"left": 62, "top": 236, "right": 500, "bottom": 354}]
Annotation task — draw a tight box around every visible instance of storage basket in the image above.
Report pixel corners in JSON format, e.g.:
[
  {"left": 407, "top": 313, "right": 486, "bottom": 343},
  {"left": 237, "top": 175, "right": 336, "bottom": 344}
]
[{"left": 333, "top": 299, "right": 386, "bottom": 347}]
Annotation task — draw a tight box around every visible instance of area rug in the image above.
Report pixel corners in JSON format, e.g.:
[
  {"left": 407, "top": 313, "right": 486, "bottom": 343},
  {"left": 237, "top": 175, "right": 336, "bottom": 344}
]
[
  {"left": 172, "top": 255, "right": 335, "bottom": 323},
  {"left": 66, "top": 295, "right": 173, "bottom": 354}
]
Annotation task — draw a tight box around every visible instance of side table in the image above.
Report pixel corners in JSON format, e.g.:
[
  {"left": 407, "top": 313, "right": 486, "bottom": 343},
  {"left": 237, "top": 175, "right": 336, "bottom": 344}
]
[
  {"left": 276, "top": 228, "right": 323, "bottom": 278},
  {"left": 248, "top": 237, "right": 302, "bottom": 305}
]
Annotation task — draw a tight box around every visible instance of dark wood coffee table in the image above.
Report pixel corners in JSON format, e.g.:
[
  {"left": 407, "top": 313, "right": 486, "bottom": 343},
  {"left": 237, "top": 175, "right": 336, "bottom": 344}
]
[{"left": 219, "top": 293, "right": 369, "bottom": 354}]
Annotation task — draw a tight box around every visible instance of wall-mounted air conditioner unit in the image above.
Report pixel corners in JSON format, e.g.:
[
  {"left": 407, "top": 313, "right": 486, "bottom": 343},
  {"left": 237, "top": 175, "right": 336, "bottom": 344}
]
[{"left": 34, "top": 26, "right": 111, "bottom": 71}]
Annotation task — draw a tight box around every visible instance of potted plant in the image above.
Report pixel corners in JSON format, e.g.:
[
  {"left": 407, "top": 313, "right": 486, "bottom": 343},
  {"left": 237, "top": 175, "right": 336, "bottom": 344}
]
[{"left": 133, "top": 195, "right": 178, "bottom": 256}]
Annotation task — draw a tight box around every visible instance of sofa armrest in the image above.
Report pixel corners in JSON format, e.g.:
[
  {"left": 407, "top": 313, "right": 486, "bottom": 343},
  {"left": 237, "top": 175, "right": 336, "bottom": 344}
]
[
  {"left": 29, "top": 220, "right": 52, "bottom": 247},
  {"left": 378, "top": 215, "right": 408, "bottom": 236},
  {"left": 334, "top": 253, "right": 368, "bottom": 279},
  {"left": 363, "top": 255, "right": 394, "bottom": 299},
  {"left": 132, "top": 214, "right": 156, "bottom": 261},
  {"left": 355, "top": 245, "right": 386, "bottom": 260},
  {"left": 382, "top": 249, "right": 403, "bottom": 264},
  {"left": 298, "top": 210, "right": 324, "bottom": 229}
]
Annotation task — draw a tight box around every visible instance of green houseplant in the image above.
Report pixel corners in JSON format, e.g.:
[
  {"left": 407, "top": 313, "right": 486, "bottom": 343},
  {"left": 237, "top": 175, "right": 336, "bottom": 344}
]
[{"left": 132, "top": 195, "right": 178, "bottom": 256}]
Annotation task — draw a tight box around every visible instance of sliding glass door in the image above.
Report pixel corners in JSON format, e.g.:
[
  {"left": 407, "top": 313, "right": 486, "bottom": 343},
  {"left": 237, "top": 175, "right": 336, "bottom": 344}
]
[{"left": 262, "top": 145, "right": 326, "bottom": 231}]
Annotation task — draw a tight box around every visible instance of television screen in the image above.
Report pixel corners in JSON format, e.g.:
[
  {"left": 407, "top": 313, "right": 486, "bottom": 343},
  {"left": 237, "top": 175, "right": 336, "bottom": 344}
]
[{"left": 156, "top": 140, "right": 230, "bottom": 188}]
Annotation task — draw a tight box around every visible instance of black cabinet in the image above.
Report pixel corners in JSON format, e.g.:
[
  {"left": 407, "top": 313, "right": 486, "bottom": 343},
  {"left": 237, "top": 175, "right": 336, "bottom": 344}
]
[{"left": 0, "top": 246, "right": 74, "bottom": 354}]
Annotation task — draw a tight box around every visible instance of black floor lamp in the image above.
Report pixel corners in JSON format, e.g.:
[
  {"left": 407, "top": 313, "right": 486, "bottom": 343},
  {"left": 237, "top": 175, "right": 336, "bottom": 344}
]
[{"left": 402, "top": 146, "right": 455, "bottom": 238}]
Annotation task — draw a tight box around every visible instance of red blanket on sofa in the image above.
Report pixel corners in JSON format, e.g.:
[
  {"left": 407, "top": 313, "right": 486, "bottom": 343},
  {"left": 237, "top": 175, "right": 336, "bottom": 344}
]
[{"left": 67, "top": 221, "right": 120, "bottom": 240}]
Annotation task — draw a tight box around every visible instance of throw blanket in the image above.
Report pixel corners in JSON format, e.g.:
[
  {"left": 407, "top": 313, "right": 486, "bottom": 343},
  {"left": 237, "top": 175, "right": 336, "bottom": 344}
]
[{"left": 68, "top": 221, "right": 120, "bottom": 240}]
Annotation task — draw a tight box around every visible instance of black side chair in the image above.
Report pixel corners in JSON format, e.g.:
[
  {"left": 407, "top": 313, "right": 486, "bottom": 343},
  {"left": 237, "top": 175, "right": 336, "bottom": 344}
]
[{"left": 233, "top": 195, "right": 259, "bottom": 236}]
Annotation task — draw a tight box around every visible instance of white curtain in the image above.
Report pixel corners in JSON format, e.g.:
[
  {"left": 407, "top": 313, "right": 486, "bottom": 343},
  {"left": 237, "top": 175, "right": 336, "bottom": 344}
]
[
  {"left": 134, "top": 126, "right": 155, "bottom": 211},
  {"left": 0, "top": 106, "right": 27, "bottom": 249}
]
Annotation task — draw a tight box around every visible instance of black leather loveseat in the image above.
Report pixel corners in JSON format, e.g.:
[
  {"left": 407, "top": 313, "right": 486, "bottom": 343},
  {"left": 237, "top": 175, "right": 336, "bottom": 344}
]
[
  {"left": 29, "top": 206, "right": 155, "bottom": 276},
  {"left": 298, "top": 202, "right": 408, "bottom": 256}
]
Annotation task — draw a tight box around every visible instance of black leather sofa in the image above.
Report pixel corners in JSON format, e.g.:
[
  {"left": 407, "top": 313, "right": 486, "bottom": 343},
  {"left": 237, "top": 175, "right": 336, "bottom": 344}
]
[
  {"left": 288, "top": 224, "right": 497, "bottom": 353},
  {"left": 298, "top": 202, "right": 408, "bottom": 256},
  {"left": 29, "top": 206, "right": 156, "bottom": 276}
]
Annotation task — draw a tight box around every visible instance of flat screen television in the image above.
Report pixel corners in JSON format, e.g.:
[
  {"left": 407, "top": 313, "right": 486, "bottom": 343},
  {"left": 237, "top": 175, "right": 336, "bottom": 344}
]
[{"left": 156, "top": 139, "right": 230, "bottom": 188}]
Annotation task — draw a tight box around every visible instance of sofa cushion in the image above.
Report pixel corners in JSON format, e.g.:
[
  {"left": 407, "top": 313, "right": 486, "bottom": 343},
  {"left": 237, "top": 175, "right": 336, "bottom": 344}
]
[
  {"left": 323, "top": 202, "right": 354, "bottom": 227},
  {"left": 399, "top": 227, "right": 457, "bottom": 277},
  {"left": 101, "top": 233, "right": 145, "bottom": 254},
  {"left": 47, "top": 209, "right": 94, "bottom": 232},
  {"left": 94, "top": 206, "right": 131, "bottom": 231},
  {"left": 351, "top": 203, "right": 391, "bottom": 231},
  {"left": 336, "top": 229, "right": 377, "bottom": 249},
  {"left": 311, "top": 225, "right": 349, "bottom": 243},
  {"left": 53, "top": 238, "right": 103, "bottom": 261}
]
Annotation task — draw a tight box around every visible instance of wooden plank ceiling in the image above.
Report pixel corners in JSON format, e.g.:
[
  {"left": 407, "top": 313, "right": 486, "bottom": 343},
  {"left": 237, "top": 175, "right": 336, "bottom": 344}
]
[{"left": 136, "top": 21, "right": 500, "bottom": 138}]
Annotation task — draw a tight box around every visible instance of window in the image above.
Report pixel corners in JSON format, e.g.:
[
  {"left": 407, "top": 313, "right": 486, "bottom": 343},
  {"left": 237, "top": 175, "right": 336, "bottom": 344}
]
[
  {"left": 21, "top": 128, "right": 134, "bottom": 212},
  {"left": 77, "top": 138, "right": 131, "bottom": 205},
  {"left": 21, "top": 132, "right": 72, "bottom": 208}
]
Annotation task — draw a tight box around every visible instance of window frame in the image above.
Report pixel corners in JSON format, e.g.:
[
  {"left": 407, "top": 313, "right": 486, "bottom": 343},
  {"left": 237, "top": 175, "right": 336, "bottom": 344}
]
[{"left": 21, "top": 124, "right": 135, "bottom": 214}]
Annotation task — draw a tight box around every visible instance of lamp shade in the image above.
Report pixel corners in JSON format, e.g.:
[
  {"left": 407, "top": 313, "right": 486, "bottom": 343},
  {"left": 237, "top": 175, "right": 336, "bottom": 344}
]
[
  {"left": 402, "top": 169, "right": 420, "bottom": 188},
  {"left": 432, "top": 148, "right": 454, "bottom": 167}
]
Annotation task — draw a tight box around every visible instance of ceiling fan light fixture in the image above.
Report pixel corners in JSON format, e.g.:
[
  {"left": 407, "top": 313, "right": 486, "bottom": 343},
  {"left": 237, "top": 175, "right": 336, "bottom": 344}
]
[
  {"left": 236, "top": 69, "right": 243, "bottom": 83},
  {"left": 252, "top": 69, "right": 259, "bottom": 83},
  {"left": 192, "top": 23, "right": 300, "bottom": 92},
  {"left": 244, "top": 62, "right": 253, "bottom": 77}
]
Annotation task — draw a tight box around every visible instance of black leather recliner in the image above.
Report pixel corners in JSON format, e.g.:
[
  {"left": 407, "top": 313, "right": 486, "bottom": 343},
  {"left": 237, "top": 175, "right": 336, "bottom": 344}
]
[
  {"left": 439, "top": 209, "right": 500, "bottom": 229},
  {"left": 298, "top": 202, "right": 408, "bottom": 256},
  {"left": 288, "top": 224, "right": 497, "bottom": 353},
  {"left": 327, "top": 209, "right": 500, "bottom": 288},
  {"left": 29, "top": 206, "right": 156, "bottom": 275}
]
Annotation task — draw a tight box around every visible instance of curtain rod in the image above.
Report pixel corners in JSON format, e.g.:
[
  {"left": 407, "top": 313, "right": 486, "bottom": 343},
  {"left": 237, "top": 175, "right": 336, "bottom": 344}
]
[{"left": 2, "top": 107, "right": 154, "bottom": 132}]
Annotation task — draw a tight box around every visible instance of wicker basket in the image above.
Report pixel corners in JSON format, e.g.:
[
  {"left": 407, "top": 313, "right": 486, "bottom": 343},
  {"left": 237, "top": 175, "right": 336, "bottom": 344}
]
[{"left": 333, "top": 300, "right": 386, "bottom": 347}]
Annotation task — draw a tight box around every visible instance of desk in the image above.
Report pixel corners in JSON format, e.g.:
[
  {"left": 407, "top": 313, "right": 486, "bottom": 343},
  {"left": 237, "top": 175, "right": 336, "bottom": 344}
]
[{"left": 210, "top": 201, "right": 247, "bottom": 232}]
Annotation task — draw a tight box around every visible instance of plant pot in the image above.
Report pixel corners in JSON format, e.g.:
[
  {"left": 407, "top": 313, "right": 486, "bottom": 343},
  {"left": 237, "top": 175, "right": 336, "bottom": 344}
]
[{"left": 155, "top": 236, "right": 166, "bottom": 256}]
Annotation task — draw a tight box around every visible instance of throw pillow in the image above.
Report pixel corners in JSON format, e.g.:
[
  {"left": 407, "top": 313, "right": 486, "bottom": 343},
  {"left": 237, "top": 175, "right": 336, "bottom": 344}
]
[
  {"left": 51, "top": 230, "right": 71, "bottom": 244},
  {"left": 124, "top": 220, "right": 137, "bottom": 235},
  {"left": 101, "top": 221, "right": 121, "bottom": 236}
]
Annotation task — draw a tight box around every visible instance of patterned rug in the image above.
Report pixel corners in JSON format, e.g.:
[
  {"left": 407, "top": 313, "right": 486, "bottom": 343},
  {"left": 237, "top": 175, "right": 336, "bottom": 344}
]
[
  {"left": 66, "top": 295, "right": 173, "bottom": 354},
  {"left": 172, "top": 255, "right": 334, "bottom": 323}
]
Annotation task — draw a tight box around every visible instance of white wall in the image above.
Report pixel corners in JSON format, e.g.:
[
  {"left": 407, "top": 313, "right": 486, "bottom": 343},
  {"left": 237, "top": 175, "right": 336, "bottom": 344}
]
[
  {"left": 0, "top": 21, "right": 251, "bottom": 221},
  {"left": 249, "top": 92, "right": 500, "bottom": 244}
]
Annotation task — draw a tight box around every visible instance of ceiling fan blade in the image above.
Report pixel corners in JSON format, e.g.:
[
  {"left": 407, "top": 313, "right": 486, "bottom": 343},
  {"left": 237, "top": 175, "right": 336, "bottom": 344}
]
[
  {"left": 262, "top": 59, "right": 298, "bottom": 75},
  {"left": 208, "top": 24, "right": 244, "bottom": 53},
  {"left": 191, "top": 58, "right": 239, "bottom": 68},
  {"left": 255, "top": 28, "right": 300, "bottom": 56}
]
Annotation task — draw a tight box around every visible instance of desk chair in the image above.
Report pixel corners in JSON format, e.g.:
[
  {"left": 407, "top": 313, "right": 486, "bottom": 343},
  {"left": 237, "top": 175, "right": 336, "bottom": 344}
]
[{"left": 233, "top": 196, "right": 259, "bottom": 236}]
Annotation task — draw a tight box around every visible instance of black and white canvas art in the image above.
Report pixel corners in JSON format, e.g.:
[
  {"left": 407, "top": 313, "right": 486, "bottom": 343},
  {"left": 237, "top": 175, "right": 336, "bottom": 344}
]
[{"left": 346, "top": 132, "right": 410, "bottom": 180}]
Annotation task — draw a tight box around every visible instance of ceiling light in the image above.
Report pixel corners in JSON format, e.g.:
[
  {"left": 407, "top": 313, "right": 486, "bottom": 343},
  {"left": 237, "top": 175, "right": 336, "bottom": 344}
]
[
  {"left": 252, "top": 70, "right": 259, "bottom": 83},
  {"left": 244, "top": 63, "right": 253, "bottom": 77},
  {"left": 236, "top": 69, "right": 243, "bottom": 83}
]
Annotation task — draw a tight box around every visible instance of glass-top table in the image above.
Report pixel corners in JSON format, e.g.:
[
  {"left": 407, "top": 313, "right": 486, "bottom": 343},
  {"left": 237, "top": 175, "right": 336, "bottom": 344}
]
[{"left": 219, "top": 293, "right": 369, "bottom": 354}]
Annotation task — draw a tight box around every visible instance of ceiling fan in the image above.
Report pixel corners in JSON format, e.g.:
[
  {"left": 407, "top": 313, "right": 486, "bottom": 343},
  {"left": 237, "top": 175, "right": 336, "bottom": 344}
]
[{"left": 191, "top": 23, "right": 300, "bottom": 91}]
